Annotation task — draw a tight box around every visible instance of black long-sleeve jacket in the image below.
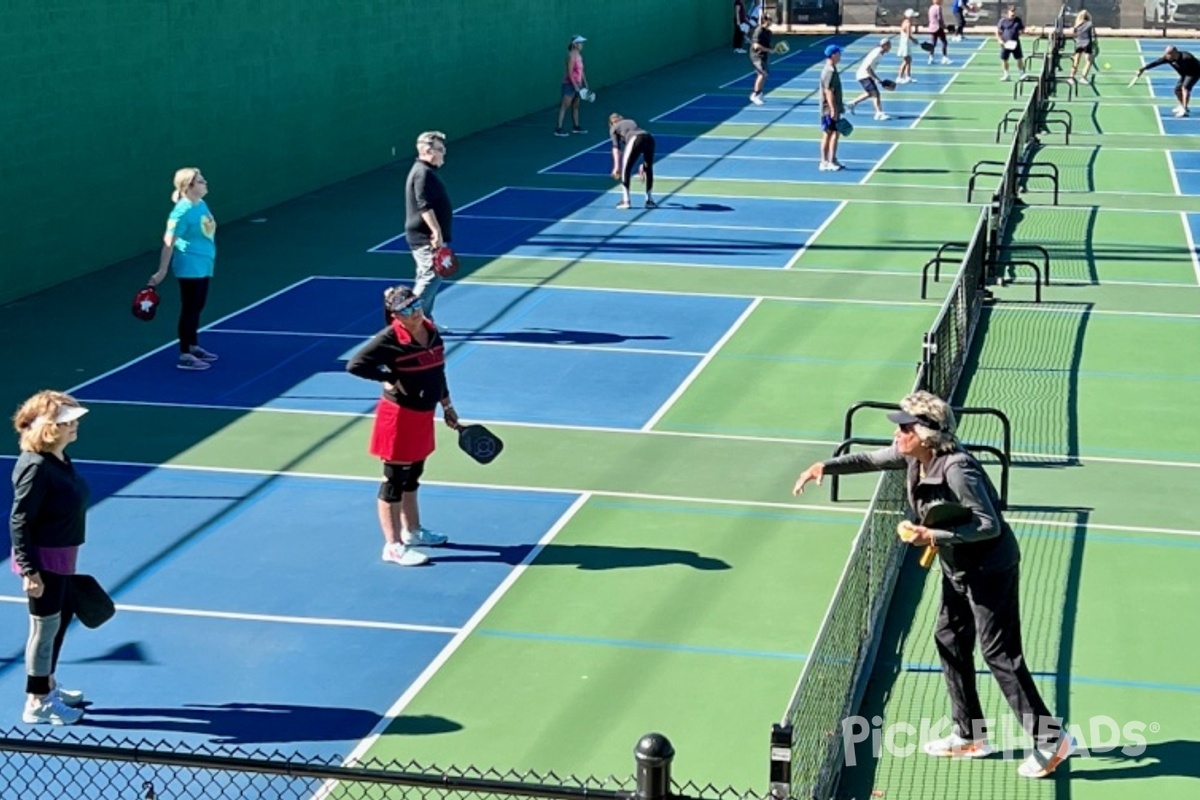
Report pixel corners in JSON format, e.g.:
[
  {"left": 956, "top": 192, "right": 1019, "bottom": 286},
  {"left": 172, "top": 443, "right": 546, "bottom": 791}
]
[
  {"left": 345, "top": 320, "right": 449, "bottom": 411},
  {"left": 822, "top": 445, "right": 1019, "bottom": 578}
]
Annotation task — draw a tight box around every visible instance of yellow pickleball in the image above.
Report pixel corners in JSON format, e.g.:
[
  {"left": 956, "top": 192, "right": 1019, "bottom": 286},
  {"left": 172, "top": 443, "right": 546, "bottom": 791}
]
[
  {"left": 1103, "top": 62, "right": 1111, "bottom": 70},
  {"left": 896, "top": 520, "right": 918, "bottom": 542}
]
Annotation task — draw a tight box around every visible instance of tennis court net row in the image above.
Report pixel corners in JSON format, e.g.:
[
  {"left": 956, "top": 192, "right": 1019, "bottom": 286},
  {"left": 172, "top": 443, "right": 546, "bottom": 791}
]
[{"left": 771, "top": 8, "right": 1069, "bottom": 798}]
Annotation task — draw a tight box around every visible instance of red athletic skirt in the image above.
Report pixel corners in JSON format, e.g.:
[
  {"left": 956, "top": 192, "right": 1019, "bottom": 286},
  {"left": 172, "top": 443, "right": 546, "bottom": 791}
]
[{"left": 369, "top": 398, "right": 436, "bottom": 463}]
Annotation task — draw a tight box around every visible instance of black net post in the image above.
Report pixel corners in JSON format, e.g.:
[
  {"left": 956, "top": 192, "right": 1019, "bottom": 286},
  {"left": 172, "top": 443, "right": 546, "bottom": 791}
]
[
  {"left": 634, "top": 733, "right": 675, "bottom": 800},
  {"left": 768, "top": 724, "right": 792, "bottom": 799}
]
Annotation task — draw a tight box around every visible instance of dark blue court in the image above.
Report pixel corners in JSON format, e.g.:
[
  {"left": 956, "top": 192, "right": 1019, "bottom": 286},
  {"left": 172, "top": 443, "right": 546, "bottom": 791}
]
[
  {"left": 542, "top": 134, "right": 893, "bottom": 182},
  {"left": 77, "top": 278, "right": 752, "bottom": 427},
  {"left": 0, "top": 458, "right": 578, "bottom": 753},
  {"left": 373, "top": 187, "right": 840, "bottom": 267}
]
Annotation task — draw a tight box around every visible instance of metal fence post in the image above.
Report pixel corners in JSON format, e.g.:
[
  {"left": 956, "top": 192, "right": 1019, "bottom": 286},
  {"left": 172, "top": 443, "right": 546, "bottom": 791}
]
[
  {"left": 634, "top": 733, "right": 675, "bottom": 800},
  {"left": 768, "top": 723, "right": 792, "bottom": 799}
]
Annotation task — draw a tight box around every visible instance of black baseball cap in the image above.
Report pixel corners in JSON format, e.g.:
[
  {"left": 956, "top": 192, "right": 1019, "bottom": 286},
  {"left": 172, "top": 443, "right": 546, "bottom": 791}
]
[{"left": 887, "top": 410, "right": 944, "bottom": 431}]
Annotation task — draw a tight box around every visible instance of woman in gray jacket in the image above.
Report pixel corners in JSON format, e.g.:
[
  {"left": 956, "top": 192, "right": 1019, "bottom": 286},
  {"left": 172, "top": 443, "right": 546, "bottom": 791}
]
[{"left": 792, "top": 390, "right": 1075, "bottom": 779}]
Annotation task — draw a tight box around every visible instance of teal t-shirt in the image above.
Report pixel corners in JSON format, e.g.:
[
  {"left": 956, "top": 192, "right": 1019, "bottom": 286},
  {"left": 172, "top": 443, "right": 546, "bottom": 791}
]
[{"left": 166, "top": 199, "right": 217, "bottom": 278}]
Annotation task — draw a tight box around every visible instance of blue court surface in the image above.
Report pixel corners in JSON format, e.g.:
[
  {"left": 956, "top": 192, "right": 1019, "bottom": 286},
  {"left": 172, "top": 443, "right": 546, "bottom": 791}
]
[
  {"left": 542, "top": 134, "right": 893, "bottom": 183},
  {"left": 1158, "top": 107, "right": 1200, "bottom": 135},
  {"left": 372, "top": 187, "right": 841, "bottom": 268},
  {"left": 653, "top": 93, "right": 932, "bottom": 127},
  {"left": 1171, "top": 151, "right": 1200, "bottom": 194},
  {"left": 76, "top": 277, "right": 751, "bottom": 428},
  {"left": 0, "top": 457, "right": 577, "bottom": 755}
]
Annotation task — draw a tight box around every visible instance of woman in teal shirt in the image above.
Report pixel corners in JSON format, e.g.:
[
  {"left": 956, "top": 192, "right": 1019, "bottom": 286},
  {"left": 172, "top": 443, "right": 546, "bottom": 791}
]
[{"left": 149, "top": 167, "right": 218, "bottom": 371}]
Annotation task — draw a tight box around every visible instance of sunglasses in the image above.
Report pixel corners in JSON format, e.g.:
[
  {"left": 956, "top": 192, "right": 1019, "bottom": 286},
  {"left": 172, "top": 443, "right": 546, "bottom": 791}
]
[{"left": 395, "top": 299, "right": 423, "bottom": 317}]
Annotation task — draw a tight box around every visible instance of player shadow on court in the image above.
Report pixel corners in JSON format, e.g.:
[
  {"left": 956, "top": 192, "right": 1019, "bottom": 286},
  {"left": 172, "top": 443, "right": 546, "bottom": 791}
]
[
  {"left": 76, "top": 702, "right": 461, "bottom": 745},
  {"left": 425, "top": 542, "right": 730, "bottom": 571},
  {"left": 1069, "top": 740, "right": 1200, "bottom": 781},
  {"left": 448, "top": 328, "right": 669, "bottom": 346}
]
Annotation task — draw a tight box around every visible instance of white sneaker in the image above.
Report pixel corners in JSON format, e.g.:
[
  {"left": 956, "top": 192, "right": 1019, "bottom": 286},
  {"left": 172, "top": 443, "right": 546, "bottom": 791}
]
[
  {"left": 1018, "top": 71, "right": 1028, "bottom": 81},
  {"left": 53, "top": 687, "right": 85, "bottom": 708},
  {"left": 381, "top": 542, "right": 429, "bottom": 566},
  {"left": 828, "top": 161, "right": 845, "bottom": 171},
  {"left": 401, "top": 526, "right": 448, "bottom": 547},
  {"left": 1000, "top": 73, "right": 1012, "bottom": 82},
  {"left": 734, "top": 48, "right": 747, "bottom": 53},
  {"left": 941, "top": 56, "right": 952, "bottom": 65},
  {"left": 749, "top": 93, "right": 764, "bottom": 105},
  {"left": 923, "top": 732, "right": 995, "bottom": 759},
  {"left": 1173, "top": 106, "right": 1189, "bottom": 117},
  {"left": 928, "top": 55, "right": 935, "bottom": 64},
  {"left": 1018, "top": 734, "right": 1076, "bottom": 778},
  {"left": 908, "top": 76, "right": 918, "bottom": 83},
  {"left": 874, "top": 112, "right": 891, "bottom": 121},
  {"left": 177, "top": 353, "right": 211, "bottom": 371},
  {"left": 818, "top": 161, "right": 831, "bottom": 171},
  {"left": 23, "top": 695, "right": 84, "bottom": 725}
]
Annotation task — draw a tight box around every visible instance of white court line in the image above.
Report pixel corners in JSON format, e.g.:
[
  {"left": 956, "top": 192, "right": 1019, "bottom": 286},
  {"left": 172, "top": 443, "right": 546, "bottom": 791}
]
[
  {"left": 640, "top": 297, "right": 761, "bottom": 431},
  {"left": 67, "top": 276, "right": 317, "bottom": 396},
  {"left": 652, "top": 93, "right": 708, "bottom": 121},
  {"left": 0, "top": 596, "right": 459, "bottom": 635},
  {"left": 366, "top": 186, "right": 509, "bottom": 253},
  {"left": 539, "top": 143, "right": 603, "bottom": 175},
  {"left": 210, "top": 328, "right": 707, "bottom": 358},
  {"left": 35, "top": 455, "right": 1200, "bottom": 535},
  {"left": 1182, "top": 210, "right": 1200, "bottom": 286},
  {"left": 317, "top": 273, "right": 944, "bottom": 302},
  {"left": 1167, "top": 151, "right": 1183, "bottom": 195},
  {"left": 785, "top": 200, "right": 846, "bottom": 268},
  {"left": 315, "top": 493, "right": 588, "bottom": 788},
  {"left": 1008, "top": 518, "right": 1200, "bottom": 539},
  {"left": 909, "top": 100, "right": 938, "bottom": 129},
  {"left": 938, "top": 73, "right": 961, "bottom": 94},
  {"left": 455, "top": 211, "right": 820, "bottom": 235},
  {"left": 859, "top": 143, "right": 899, "bottom": 185}
]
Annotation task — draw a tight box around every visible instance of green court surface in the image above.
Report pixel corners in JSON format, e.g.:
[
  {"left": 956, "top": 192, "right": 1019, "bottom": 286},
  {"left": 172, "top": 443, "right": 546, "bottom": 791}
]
[{"left": 4, "top": 29, "right": 1199, "bottom": 800}]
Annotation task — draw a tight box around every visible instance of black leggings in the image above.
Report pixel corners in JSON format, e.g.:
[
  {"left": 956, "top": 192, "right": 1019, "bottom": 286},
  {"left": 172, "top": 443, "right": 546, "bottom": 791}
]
[
  {"left": 26, "top": 572, "right": 75, "bottom": 695},
  {"left": 621, "top": 134, "right": 656, "bottom": 193},
  {"left": 178, "top": 277, "right": 210, "bottom": 353}
]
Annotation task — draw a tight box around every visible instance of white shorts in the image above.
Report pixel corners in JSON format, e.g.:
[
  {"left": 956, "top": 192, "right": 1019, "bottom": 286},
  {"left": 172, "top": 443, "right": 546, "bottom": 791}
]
[{"left": 898, "top": 39, "right": 911, "bottom": 59}]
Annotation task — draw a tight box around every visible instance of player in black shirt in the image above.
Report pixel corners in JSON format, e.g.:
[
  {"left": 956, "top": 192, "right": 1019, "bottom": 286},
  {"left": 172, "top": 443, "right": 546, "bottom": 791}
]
[
  {"left": 608, "top": 114, "right": 657, "bottom": 210},
  {"left": 1137, "top": 46, "right": 1200, "bottom": 118},
  {"left": 404, "top": 131, "right": 454, "bottom": 322}
]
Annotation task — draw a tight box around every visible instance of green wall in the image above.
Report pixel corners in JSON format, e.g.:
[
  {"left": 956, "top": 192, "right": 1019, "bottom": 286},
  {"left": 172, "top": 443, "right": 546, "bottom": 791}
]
[{"left": 0, "top": 1, "right": 727, "bottom": 305}]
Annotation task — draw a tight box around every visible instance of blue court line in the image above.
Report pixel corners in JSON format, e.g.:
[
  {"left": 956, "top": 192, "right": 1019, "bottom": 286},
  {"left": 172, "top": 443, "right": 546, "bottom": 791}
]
[
  {"left": 904, "top": 662, "right": 1200, "bottom": 695},
  {"left": 476, "top": 628, "right": 808, "bottom": 662}
]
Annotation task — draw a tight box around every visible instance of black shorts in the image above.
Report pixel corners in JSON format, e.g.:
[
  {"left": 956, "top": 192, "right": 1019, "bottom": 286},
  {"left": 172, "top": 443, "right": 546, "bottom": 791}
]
[
  {"left": 1074, "top": 44, "right": 1094, "bottom": 56},
  {"left": 1000, "top": 42, "right": 1024, "bottom": 61},
  {"left": 1179, "top": 74, "right": 1200, "bottom": 92},
  {"left": 751, "top": 55, "right": 769, "bottom": 75}
]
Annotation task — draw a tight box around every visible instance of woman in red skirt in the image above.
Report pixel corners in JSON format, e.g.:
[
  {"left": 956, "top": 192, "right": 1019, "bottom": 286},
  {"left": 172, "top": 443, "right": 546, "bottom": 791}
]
[{"left": 347, "top": 286, "right": 460, "bottom": 566}]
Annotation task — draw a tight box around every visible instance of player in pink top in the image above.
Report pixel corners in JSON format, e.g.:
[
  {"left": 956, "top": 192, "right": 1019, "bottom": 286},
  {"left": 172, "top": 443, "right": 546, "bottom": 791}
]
[
  {"left": 927, "top": 0, "right": 951, "bottom": 64},
  {"left": 555, "top": 35, "right": 590, "bottom": 137}
]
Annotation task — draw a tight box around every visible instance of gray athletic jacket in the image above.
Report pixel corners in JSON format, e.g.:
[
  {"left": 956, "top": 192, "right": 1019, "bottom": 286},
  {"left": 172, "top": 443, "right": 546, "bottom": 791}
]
[{"left": 821, "top": 445, "right": 1020, "bottom": 578}]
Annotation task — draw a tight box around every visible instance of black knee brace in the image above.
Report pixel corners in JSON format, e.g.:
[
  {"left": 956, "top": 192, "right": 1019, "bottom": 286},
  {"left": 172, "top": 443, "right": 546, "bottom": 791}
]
[{"left": 378, "top": 460, "right": 426, "bottom": 502}]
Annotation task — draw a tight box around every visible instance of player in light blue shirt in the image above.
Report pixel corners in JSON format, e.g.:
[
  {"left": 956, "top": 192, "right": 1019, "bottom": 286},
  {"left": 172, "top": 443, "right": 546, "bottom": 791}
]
[{"left": 149, "top": 168, "right": 219, "bottom": 370}]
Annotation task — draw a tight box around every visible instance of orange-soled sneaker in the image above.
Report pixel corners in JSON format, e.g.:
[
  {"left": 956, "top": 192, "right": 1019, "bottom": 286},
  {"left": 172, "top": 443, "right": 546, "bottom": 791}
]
[
  {"left": 922, "top": 733, "right": 995, "bottom": 759},
  {"left": 1018, "top": 734, "right": 1076, "bottom": 778}
]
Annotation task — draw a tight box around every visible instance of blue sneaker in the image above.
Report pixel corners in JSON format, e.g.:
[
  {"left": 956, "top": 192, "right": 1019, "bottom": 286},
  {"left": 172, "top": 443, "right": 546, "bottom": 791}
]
[{"left": 402, "top": 527, "right": 448, "bottom": 547}]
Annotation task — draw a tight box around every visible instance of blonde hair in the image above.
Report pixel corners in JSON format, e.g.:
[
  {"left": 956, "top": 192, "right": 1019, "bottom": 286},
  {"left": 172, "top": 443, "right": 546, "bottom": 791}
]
[
  {"left": 12, "top": 390, "right": 82, "bottom": 454},
  {"left": 171, "top": 167, "right": 202, "bottom": 203},
  {"left": 416, "top": 131, "right": 446, "bottom": 153},
  {"left": 1075, "top": 9, "right": 1090, "bottom": 23},
  {"left": 899, "top": 390, "right": 958, "bottom": 453}
]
